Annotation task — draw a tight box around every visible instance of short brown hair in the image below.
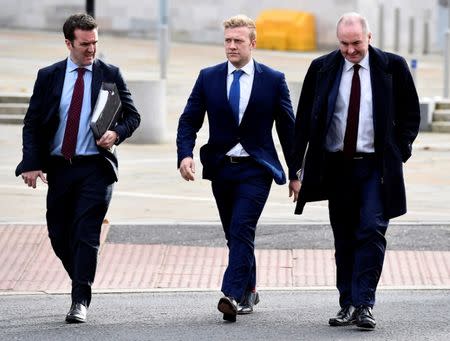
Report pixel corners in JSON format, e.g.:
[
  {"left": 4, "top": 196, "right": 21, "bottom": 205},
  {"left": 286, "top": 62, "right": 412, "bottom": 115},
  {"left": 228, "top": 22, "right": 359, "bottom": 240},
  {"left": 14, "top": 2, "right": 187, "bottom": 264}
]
[
  {"left": 63, "top": 13, "right": 97, "bottom": 42},
  {"left": 223, "top": 14, "right": 256, "bottom": 41}
]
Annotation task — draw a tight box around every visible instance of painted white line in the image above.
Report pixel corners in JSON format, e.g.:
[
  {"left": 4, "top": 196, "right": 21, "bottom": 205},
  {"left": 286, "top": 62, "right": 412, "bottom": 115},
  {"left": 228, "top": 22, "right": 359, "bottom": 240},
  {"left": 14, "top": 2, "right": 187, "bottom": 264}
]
[{"left": 1, "top": 285, "right": 449, "bottom": 296}]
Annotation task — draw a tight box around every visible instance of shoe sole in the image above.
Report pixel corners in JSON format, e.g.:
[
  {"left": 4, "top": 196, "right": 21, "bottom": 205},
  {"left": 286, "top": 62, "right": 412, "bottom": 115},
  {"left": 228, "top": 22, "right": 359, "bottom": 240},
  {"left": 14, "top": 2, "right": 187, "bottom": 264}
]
[
  {"left": 218, "top": 298, "right": 237, "bottom": 316},
  {"left": 329, "top": 319, "right": 356, "bottom": 326},
  {"left": 65, "top": 316, "right": 86, "bottom": 324},
  {"left": 357, "top": 322, "right": 376, "bottom": 330}
]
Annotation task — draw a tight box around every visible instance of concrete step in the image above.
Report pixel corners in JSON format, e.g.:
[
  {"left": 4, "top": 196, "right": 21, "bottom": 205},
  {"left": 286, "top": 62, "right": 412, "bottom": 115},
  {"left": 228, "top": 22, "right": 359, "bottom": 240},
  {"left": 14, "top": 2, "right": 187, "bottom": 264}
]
[
  {"left": 432, "top": 109, "right": 450, "bottom": 122},
  {"left": 0, "top": 103, "right": 28, "bottom": 115},
  {"left": 435, "top": 100, "right": 450, "bottom": 110},
  {"left": 0, "top": 114, "right": 24, "bottom": 125},
  {"left": 0, "top": 93, "right": 30, "bottom": 104},
  {"left": 431, "top": 121, "right": 450, "bottom": 133}
]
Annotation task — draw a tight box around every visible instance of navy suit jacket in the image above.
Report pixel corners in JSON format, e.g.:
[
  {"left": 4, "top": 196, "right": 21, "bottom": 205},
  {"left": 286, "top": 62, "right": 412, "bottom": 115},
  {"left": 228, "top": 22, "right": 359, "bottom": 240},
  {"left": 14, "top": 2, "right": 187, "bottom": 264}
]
[
  {"left": 15, "top": 58, "right": 140, "bottom": 182},
  {"left": 293, "top": 46, "right": 420, "bottom": 218},
  {"left": 177, "top": 60, "right": 296, "bottom": 185}
]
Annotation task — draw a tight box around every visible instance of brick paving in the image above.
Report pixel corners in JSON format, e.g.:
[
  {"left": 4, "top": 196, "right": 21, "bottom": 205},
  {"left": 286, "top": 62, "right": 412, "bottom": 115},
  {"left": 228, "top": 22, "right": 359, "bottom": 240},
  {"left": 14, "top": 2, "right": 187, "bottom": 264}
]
[{"left": 1, "top": 224, "right": 448, "bottom": 294}]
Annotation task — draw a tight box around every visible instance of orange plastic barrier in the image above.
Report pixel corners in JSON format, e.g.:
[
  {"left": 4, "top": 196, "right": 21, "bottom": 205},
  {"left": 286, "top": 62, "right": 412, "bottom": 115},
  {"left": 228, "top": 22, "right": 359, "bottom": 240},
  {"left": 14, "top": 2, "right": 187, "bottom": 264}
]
[{"left": 256, "top": 9, "right": 316, "bottom": 51}]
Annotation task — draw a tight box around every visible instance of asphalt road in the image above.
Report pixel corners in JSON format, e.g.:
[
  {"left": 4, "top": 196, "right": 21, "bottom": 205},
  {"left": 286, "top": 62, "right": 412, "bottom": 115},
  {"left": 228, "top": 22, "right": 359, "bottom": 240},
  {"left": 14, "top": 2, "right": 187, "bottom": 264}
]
[
  {"left": 0, "top": 290, "right": 448, "bottom": 340},
  {"left": 107, "top": 223, "right": 450, "bottom": 251}
]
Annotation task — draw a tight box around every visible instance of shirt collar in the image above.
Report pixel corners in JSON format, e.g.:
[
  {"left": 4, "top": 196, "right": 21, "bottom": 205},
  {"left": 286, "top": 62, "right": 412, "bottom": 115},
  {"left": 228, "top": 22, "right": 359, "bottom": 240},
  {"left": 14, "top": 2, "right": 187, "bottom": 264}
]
[
  {"left": 227, "top": 59, "right": 254, "bottom": 76},
  {"left": 344, "top": 52, "right": 369, "bottom": 72},
  {"left": 67, "top": 57, "right": 93, "bottom": 73}
]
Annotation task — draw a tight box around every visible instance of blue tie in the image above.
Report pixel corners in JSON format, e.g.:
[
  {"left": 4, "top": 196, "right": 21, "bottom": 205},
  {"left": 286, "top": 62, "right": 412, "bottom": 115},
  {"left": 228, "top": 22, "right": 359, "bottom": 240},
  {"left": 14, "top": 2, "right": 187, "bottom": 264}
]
[{"left": 229, "top": 69, "right": 244, "bottom": 124}]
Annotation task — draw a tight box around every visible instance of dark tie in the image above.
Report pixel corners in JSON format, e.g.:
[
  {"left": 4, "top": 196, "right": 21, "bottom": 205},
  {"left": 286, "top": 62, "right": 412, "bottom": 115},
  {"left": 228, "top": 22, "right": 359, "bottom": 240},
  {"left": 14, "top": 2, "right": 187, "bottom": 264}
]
[
  {"left": 61, "top": 67, "right": 86, "bottom": 160},
  {"left": 229, "top": 69, "right": 244, "bottom": 124},
  {"left": 343, "top": 64, "right": 361, "bottom": 158}
]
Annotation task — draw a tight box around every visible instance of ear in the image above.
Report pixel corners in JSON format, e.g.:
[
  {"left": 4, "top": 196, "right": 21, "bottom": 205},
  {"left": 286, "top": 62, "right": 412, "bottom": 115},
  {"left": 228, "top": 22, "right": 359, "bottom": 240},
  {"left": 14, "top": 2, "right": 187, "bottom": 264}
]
[
  {"left": 367, "top": 32, "right": 372, "bottom": 44},
  {"left": 251, "top": 39, "right": 256, "bottom": 49},
  {"left": 64, "top": 39, "right": 73, "bottom": 50}
]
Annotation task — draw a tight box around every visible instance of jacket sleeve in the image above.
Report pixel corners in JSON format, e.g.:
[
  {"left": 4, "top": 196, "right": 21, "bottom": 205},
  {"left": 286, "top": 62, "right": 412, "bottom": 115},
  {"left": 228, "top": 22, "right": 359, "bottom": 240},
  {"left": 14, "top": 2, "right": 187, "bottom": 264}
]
[
  {"left": 274, "top": 72, "right": 297, "bottom": 180},
  {"left": 112, "top": 68, "right": 141, "bottom": 144},
  {"left": 292, "top": 60, "right": 319, "bottom": 175},
  {"left": 16, "top": 69, "right": 48, "bottom": 175},
  {"left": 392, "top": 56, "right": 420, "bottom": 162},
  {"left": 176, "top": 71, "right": 207, "bottom": 167}
]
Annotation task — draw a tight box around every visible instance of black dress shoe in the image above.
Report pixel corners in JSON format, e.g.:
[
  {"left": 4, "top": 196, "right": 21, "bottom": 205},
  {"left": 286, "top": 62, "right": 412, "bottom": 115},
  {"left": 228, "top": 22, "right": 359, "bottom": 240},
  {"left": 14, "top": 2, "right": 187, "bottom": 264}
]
[
  {"left": 217, "top": 296, "right": 238, "bottom": 322},
  {"left": 237, "top": 291, "right": 260, "bottom": 315},
  {"left": 65, "top": 303, "right": 87, "bottom": 323},
  {"left": 328, "top": 305, "right": 356, "bottom": 326},
  {"left": 355, "top": 306, "right": 376, "bottom": 329}
]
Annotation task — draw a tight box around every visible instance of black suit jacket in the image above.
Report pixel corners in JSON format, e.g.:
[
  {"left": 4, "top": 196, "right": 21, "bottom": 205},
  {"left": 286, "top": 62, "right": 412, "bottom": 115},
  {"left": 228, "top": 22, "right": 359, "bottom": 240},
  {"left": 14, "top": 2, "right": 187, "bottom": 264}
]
[
  {"left": 15, "top": 58, "right": 140, "bottom": 181},
  {"left": 293, "top": 45, "right": 420, "bottom": 219}
]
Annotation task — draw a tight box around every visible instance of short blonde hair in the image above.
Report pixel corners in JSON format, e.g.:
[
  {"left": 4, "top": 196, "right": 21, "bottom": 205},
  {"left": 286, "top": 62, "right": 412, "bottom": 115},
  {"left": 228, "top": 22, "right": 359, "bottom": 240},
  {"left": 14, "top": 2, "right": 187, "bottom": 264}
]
[{"left": 223, "top": 14, "right": 256, "bottom": 41}]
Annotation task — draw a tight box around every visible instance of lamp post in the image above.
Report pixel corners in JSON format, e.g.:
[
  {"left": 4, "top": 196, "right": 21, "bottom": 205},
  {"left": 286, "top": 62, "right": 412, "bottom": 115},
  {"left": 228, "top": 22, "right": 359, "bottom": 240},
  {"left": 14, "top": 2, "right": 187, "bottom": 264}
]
[
  {"left": 86, "top": 0, "right": 95, "bottom": 17},
  {"left": 445, "top": 3, "right": 450, "bottom": 98}
]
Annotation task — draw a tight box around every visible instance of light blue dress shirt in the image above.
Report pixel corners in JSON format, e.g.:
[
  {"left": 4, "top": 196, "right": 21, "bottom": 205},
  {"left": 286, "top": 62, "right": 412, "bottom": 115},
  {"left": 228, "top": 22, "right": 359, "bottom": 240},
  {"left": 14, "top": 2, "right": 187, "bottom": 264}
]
[{"left": 51, "top": 57, "right": 99, "bottom": 156}]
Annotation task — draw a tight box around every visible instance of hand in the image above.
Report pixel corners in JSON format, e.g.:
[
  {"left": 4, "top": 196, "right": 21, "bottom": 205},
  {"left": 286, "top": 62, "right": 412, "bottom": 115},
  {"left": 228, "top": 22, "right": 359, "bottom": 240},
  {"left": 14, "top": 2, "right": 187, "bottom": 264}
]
[
  {"left": 289, "top": 179, "right": 301, "bottom": 202},
  {"left": 21, "top": 170, "right": 47, "bottom": 189},
  {"left": 179, "top": 157, "right": 195, "bottom": 181},
  {"left": 96, "top": 130, "right": 118, "bottom": 149}
]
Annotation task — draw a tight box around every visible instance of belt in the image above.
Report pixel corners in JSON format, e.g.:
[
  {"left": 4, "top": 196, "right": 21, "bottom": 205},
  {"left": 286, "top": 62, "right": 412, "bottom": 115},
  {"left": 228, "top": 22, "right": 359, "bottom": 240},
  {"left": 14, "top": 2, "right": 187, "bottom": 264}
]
[
  {"left": 50, "top": 154, "right": 101, "bottom": 165},
  {"left": 326, "top": 152, "right": 376, "bottom": 161},
  {"left": 226, "top": 156, "right": 251, "bottom": 164}
]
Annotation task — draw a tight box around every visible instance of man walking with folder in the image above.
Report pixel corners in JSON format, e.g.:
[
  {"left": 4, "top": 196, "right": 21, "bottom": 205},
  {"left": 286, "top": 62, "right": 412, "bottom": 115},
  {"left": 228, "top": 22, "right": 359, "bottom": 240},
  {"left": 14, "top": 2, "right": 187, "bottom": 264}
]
[{"left": 16, "top": 13, "right": 140, "bottom": 323}]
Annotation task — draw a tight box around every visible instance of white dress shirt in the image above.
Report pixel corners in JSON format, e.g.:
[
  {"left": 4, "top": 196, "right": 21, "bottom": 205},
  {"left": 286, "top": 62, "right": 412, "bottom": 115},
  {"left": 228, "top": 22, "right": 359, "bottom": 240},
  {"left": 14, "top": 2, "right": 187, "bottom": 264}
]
[
  {"left": 326, "top": 52, "right": 375, "bottom": 153},
  {"left": 226, "top": 59, "right": 254, "bottom": 157}
]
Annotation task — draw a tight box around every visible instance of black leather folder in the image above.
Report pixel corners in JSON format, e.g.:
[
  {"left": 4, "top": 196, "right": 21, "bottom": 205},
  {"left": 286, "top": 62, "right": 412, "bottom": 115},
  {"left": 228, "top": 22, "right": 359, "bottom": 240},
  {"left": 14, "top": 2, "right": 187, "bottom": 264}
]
[{"left": 90, "top": 82, "right": 122, "bottom": 139}]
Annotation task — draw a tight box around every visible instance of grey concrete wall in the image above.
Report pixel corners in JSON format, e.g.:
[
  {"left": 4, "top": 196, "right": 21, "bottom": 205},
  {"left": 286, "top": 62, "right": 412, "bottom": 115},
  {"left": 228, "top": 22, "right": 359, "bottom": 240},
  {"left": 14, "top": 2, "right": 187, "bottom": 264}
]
[{"left": 0, "top": 0, "right": 443, "bottom": 52}]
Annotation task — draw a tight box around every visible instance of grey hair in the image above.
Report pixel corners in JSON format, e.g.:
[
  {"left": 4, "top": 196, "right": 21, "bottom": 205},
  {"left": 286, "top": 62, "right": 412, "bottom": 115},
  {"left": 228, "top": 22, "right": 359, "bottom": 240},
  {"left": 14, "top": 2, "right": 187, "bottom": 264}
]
[{"left": 336, "top": 12, "right": 370, "bottom": 36}]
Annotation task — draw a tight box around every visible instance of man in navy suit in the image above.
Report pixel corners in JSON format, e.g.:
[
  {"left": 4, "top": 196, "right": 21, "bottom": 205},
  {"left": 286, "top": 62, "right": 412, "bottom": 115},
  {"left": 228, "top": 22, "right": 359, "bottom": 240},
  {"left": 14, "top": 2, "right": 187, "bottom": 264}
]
[
  {"left": 293, "top": 13, "right": 420, "bottom": 329},
  {"left": 16, "top": 13, "right": 140, "bottom": 323},
  {"left": 177, "top": 14, "right": 300, "bottom": 322}
]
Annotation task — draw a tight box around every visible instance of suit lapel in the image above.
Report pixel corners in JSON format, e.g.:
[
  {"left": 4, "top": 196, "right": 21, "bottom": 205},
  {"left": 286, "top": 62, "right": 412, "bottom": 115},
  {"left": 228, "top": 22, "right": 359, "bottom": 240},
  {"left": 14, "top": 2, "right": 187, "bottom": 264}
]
[
  {"left": 52, "top": 59, "right": 67, "bottom": 102},
  {"left": 316, "top": 51, "right": 343, "bottom": 130},
  {"left": 239, "top": 60, "right": 262, "bottom": 127},
  {"left": 369, "top": 46, "right": 392, "bottom": 150},
  {"left": 91, "top": 59, "right": 103, "bottom": 111}
]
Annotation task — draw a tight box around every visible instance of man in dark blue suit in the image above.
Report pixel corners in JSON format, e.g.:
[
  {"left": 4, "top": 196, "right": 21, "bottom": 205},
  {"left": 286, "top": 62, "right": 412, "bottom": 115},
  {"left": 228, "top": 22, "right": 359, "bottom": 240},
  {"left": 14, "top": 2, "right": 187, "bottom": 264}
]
[
  {"left": 293, "top": 13, "right": 420, "bottom": 329},
  {"left": 177, "top": 14, "right": 300, "bottom": 322},
  {"left": 16, "top": 13, "right": 140, "bottom": 323}
]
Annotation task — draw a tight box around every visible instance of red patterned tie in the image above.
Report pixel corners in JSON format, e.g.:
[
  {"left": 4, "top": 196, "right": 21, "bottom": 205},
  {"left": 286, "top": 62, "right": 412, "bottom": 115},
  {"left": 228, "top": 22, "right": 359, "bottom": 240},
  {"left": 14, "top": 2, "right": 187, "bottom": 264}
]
[
  {"left": 343, "top": 64, "right": 361, "bottom": 158},
  {"left": 61, "top": 67, "right": 86, "bottom": 160}
]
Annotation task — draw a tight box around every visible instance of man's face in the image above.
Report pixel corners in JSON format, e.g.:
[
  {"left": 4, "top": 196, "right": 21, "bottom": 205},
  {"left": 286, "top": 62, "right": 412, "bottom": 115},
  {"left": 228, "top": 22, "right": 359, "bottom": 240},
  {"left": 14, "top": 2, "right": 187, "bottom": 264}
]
[
  {"left": 65, "top": 28, "right": 98, "bottom": 66},
  {"left": 337, "top": 21, "right": 371, "bottom": 64},
  {"left": 224, "top": 26, "right": 255, "bottom": 68}
]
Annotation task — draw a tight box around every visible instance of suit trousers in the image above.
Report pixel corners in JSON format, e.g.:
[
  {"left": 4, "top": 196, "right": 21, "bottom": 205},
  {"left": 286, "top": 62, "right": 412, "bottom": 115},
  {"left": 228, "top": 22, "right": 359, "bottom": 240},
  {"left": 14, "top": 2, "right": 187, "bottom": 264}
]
[
  {"left": 211, "top": 159, "right": 272, "bottom": 302},
  {"left": 46, "top": 155, "right": 113, "bottom": 306},
  {"left": 326, "top": 154, "right": 388, "bottom": 308}
]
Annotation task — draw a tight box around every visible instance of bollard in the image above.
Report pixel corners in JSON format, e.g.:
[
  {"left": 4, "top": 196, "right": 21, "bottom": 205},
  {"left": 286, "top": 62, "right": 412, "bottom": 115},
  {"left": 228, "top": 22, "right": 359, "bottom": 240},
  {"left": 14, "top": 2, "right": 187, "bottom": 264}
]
[
  {"left": 127, "top": 79, "right": 167, "bottom": 144},
  {"left": 410, "top": 59, "right": 417, "bottom": 84},
  {"left": 419, "top": 98, "right": 434, "bottom": 131}
]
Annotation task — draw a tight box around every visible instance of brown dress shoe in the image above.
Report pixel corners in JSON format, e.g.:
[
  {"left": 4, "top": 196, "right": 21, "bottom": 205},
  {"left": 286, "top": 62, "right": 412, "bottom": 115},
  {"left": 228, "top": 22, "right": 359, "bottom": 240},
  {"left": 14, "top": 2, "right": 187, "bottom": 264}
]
[
  {"left": 328, "top": 305, "right": 356, "bottom": 326},
  {"left": 217, "top": 296, "right": 238, "bottom": 322}
]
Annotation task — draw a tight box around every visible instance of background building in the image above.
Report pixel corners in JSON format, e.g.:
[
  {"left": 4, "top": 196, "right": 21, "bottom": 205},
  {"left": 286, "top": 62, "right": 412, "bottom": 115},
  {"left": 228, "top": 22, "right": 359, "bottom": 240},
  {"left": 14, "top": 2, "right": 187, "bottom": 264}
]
[{"left": 0, "top": 0, "right": 448, "bottom": 52}]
